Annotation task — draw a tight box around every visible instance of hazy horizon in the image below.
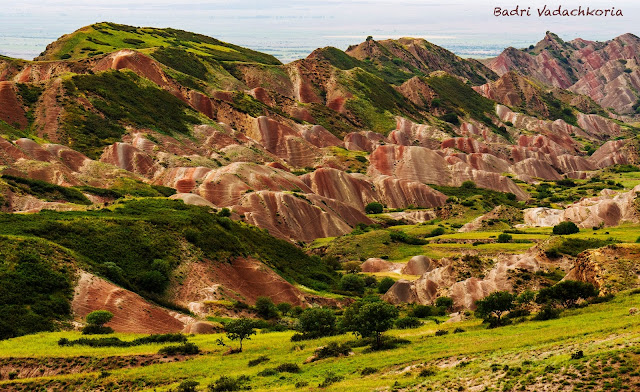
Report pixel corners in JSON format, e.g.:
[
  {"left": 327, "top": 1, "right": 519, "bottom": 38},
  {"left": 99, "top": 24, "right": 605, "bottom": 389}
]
[{"left": 1, "top": 0, "right": 638, "bottom": 62}]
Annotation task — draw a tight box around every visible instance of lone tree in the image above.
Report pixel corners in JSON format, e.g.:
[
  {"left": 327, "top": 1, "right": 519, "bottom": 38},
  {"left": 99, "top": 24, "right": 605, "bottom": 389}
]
[
  {"left": 365, "top": 202, "right": 384, "bottom": 214},
  {"left": 342, "top": 298, "right": 399, "bottom": 349},
  {"left": 553, "top": 221, "right": 579, "bottom": 235},
  {"left": 339, "top": 274, "right": 366, "bottom": 294},
  {"left": 224, "top": 318, "right": 256, "bottom": 352},
  {"left": 82, "top": 310, "right": 114, "bottom": 335},
  {"left": 475, "top": 291, "right": 515, "bottom": 325},
  {"left": 297, "top": 308, "right": 337, "bottom": 339},
  {"left": 536, "top": 280, "right": 598, "bottom": 308}
]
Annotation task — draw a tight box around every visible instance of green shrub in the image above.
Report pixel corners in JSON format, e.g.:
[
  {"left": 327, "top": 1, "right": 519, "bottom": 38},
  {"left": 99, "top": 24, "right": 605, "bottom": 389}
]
[
  {"left": 426, "top": 227, "right": 445, "bottom": 237},
  {"left": 318, "top": 372, "right": 344, "bottom": 388},
  {"left": 435, "top": 329, "right": 448, "bottom": 336},
  {"left": 176, "top": 380, "right": 199, "bottom": 392},
  {"left": 158, "top": 342, "right": 200, "bottom": 355},
  {"left": 247, "top": 355, "right": 270, "bottom": 367},
  {"left": 377, "top": 277, "right": 395, "bottom": 294},
  {"left": 395, "top": 316, "right": 422, "bottom": 329},
  {"left": 461, "top": 180, "right": 476, "bottom": 189},
  {"left": 315, "top": 342, "right": 351, "bottom": 359},
  {"left": 360, "top": 367, "right": 377, "bottom": 376},
  {"left": 497, "top": 233, "right": 513, "bottom": 243},
  {"left": 365, "top": 202, "right": 384, "bottom": 214},
  {"left": 339, "top": 274, "right": 366, "bottom": 294},
  {"left": 552, "top": 221, "right": 579, "bottom": 235},
  {"left": 533, "top": 306, "right": 562, "bottom": 321},
  {"left": 275, "top": 363, "right": 301, "bottom": 373},
  {"left": 389, "top": 231, "right": 427, "bottom": 245},
  {"left": 208, "top": 375, "right": 251, "bottom": 392},
  {"left": 435, "top": 296, "right": 454, "bottom": 311},
  {"left": 255, "top": 297, "right": 279, "bottom": 319},
  {"left": 81, "top": 325, "right": 114, "bottom": 335}
]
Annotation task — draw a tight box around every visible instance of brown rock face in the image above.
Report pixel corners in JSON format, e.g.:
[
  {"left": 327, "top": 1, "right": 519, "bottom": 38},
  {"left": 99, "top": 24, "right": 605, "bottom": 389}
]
[
  {"left": 174, "top": 257, "right": 307, "bottom": 315},
  {"left": 301, "top": 168, "right": 377, "bottom": 210},
  {"left": 589, "top": 140, "right": 632, "bottom": 168},
  {"left": 197, "top": 163, "right": 310, "bottom": 207},
  {"left": 361, "top": 258, "right": 395, "bottom": 273},
  {"left": 401, "top": 256, "right": 435, "bottom": 275},
  {"left": 0, "top": 82, "right": 27, "bottom": 129},
  {"left": 235, "top": 191, "right": 372, "bottom": 242},
  {"left": 487, "top": 32, "right": 640, "bottom": 114},
  {"left": 100, "top": 142, "right": 158, "bottom": 177},
  {"left": 368, "top": 144, "right": 528, "bottom": 199},
  {"left": 250, "top": 116, "right": 319, "bottom": 167}
]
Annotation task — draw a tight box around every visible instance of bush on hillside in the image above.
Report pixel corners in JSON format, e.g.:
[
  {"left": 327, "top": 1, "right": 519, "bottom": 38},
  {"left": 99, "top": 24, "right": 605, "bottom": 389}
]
[{"left": 552, "top": 221, "right": 579, "bottom": 235}]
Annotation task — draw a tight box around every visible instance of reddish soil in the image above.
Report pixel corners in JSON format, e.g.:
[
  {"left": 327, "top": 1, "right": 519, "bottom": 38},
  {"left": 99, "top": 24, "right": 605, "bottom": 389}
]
[
  {"left": 0, "top": 82, "right": 27, "bottom": 129},
  {"left": 72, "top": 272, "right": 192, "bottom": 334}
]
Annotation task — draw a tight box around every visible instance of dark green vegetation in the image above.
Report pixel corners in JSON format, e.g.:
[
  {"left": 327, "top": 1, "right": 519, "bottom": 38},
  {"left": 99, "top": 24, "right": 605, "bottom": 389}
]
[
  {"left": 537, "top": 280, "right": 598, "bottom": 308},
  {"left": 62, "top": 70, "right": 200, "bottom": 158},
  {"left": 431, "top": 183, "right": 519, "bottom": 210},
  {"left": 0, "top": 199, "right": 337, "bottom": 310},
  {"left": 58, "top": 333, "right": 187, "bottom": 347},
  {"left": 0, "top": 238, "right": 75, "bottom": 340},
  {"left": 552, "top": 221, "right": 580, "bottom": 235},
  {"left": 2, "top": 174, "right": 91, "bottom": 205},
  {"left": 546, "top": 238, "right": 618, "bottom": 257}
]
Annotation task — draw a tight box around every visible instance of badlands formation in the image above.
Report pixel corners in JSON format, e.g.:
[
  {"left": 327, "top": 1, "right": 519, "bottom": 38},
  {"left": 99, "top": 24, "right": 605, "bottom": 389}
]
[{"left": 0, "top": 23, "right": 639, "bottom": 330}]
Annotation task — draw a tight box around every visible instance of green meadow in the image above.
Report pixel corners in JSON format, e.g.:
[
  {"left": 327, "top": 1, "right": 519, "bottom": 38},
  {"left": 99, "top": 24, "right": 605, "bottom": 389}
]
[{"left": 1, "top": 291, "right": 639, "bottom": 391}]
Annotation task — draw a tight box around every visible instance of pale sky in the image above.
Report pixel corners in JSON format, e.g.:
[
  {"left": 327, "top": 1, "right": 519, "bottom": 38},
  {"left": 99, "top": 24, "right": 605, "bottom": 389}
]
[{"left": 1, "top": 0, "right": 638, "bottom": 62}]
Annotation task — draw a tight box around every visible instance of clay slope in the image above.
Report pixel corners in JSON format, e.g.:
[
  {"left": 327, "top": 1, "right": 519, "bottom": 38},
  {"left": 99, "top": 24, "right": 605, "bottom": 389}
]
[
  {"left": 72, "top": 272, "right": 193, "bottom": 334},
  {"left": 486, "top": 32, "right": 640, "bottom": 114}
]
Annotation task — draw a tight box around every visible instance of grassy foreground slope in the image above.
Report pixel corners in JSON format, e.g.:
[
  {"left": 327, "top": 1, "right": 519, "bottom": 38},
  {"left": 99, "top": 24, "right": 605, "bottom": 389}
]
[{"left": 0, "top": 291, "right": 638, "bottom": 391}]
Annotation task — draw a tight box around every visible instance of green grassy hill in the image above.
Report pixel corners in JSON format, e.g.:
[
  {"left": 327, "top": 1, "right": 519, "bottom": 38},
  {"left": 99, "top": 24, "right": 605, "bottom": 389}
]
[{"left": 37, "top": 22, "right": 281, "bottom": 65}]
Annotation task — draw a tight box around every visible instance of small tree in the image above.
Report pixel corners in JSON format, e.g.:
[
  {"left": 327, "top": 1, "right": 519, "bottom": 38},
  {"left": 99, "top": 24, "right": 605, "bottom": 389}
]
[
  {"left": 297, "top": 308, "right": 336, "bottom": 339},
  {"left": 435, "top": 296, "right": 454, "bottom": 312},
  {"left": 276, "top": 302, "right": 292, "bottom": 316},
  {"left": 497, "top": 233, "right": 513, "bottom": 243},
  {"left": 377, "top": 277, "right": 395, "bottom": 294},
  {"left": 475, "top": 291, "right": 515, "bottom": 323},
  {"left": 339, "top": 274, "right": 366, "bottom": 294},
  {"left": 343, "top": 261, "right": 362, "bottom": 274},
  {"left": 86, "top": 310, "right": 113, "bottom": 327},
  {"left": 461, "top": 180, "right": 476, "bottom": 189},
  {"left": 536, "top": 280, "right": 598, "bottom": 308},
  {"left": 553, "top": 221, "right": 579, "bottom": 235},
  {"left": 365, "top": 202, "right": 384, "bottom": 214},
  {"left": 342, "top": 298, "right": 398, "bottom": 349},
  {"left": 83, "top": 310, "right": 114, "bottom": 335},
  {"left": 225, "top": 318, "right": 256, "bottom": 352},
  {"left": 255, "top": 297, "right": 279, "bottom": 319}
]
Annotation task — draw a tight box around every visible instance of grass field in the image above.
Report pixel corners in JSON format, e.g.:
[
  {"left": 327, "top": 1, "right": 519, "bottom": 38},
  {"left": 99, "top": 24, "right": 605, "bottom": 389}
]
[{"left": 1, "top": 291, "right": 639, "bottom": 391}]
